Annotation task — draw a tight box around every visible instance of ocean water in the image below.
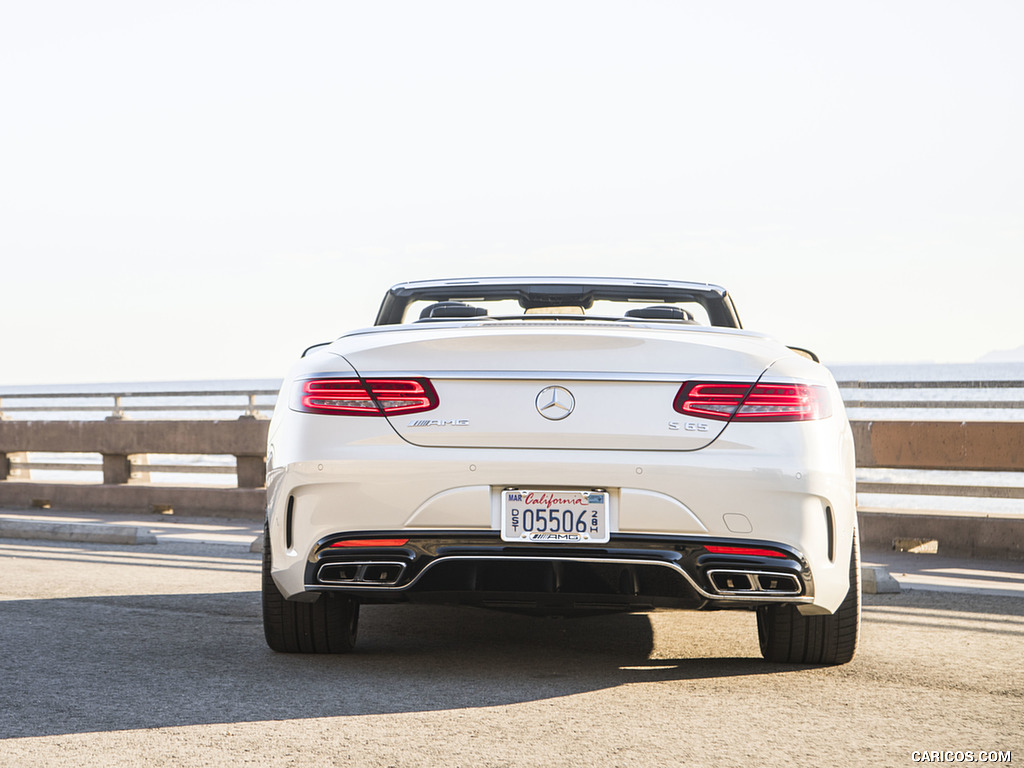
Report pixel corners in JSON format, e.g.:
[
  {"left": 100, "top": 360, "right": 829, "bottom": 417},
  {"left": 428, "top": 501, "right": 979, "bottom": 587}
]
[
  {"left": 3, "top": 366, "right": 1023, "bottom": 515},
  {"left": 827, "top": 361, "right": 1024, "bottom": 382}
]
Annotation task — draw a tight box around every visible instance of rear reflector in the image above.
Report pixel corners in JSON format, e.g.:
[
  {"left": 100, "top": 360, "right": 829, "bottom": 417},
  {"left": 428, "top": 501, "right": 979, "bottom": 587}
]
[
  {"left": 328, "top": 539, "right": 410, "bottom": 548},
  {"left": 295, "top": 378, "right": 438, "bottom": 416},
  {"left": 674, "top": 382, "right": 830, "bottom": 422},
  {"left": 704, "top": 545, "right": 788, "bottom": 558}
]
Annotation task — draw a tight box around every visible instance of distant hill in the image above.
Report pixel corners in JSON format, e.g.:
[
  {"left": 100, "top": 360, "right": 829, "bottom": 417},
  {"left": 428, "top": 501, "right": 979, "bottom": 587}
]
[{"left": 978, "top": 345, "right": 1024, "bottom": 363}]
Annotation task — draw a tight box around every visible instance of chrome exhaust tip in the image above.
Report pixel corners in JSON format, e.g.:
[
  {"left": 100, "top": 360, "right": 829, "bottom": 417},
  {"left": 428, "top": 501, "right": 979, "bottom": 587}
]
[
  {"left": 706, "top": 569, "right": 801, "bottom": 596},
  {"left": 317, "top": 561, "right": 407, "bottom": 586}
]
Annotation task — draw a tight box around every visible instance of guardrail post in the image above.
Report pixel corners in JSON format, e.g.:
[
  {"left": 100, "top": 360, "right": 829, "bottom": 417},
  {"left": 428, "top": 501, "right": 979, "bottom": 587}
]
[
  {"left": 244, "top": 394, "right": 262, "bottom": 419},
  {"left": 0, "top": 451, "right": 30, "bottom": 481},
  {"left": 131, "top": 454, "right": 151, "bottom": 483},
  {"left": 235, "top": 455, "right": 266, "bottom": 489},
  {"left": 103, "top": 454, "right": 132, "bottom": 485}
]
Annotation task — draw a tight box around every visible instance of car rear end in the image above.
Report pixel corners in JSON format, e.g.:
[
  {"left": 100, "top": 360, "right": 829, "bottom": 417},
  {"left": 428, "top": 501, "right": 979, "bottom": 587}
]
[{"left": 265, "top": 323, "right": 857, "bottom": 630}]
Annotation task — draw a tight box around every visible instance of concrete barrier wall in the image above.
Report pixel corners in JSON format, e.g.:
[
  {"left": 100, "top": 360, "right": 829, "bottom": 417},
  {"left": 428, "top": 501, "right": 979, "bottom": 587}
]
[
  {"left": 0, "top": 419, "right": 270, "bottom": 518},
  {"left": 0, "top": 419, "right": 269, "bottom": 457},
  {"left": 851, "top": 421, "right": 1024, "bottom": 471},
  {"left": 857, "top": 511, "right": 1024, "bottom": 560},
  {"left": 853, "top": 421, "right": 1024, "bottom": 558}
]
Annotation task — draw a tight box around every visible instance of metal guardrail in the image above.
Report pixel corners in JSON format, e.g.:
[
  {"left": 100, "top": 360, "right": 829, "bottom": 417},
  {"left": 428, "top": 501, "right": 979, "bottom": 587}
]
[
  {"left": 837, "top": 380, "right": 1024, "bottom": 411},
  {"left": 0, "top": 389, "right": 280, "bottom": 419}
]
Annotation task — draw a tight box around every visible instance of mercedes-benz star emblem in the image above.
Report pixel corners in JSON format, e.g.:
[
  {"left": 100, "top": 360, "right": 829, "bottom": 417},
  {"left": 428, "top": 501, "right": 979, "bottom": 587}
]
[{"left": 536, "top": 386, "right": 575, "bottom": 420}]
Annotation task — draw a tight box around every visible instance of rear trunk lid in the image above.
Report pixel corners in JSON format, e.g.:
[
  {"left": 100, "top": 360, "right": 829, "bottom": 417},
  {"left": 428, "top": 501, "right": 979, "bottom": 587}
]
[{"left": 327, "top": 323, "right": 787, "bottom": 451}]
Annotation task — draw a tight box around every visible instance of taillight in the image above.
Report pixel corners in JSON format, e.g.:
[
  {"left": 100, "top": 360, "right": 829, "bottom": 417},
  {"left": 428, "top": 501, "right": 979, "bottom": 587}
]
[
  {"left": 674, "top": 381, "right": 830, "bottom": 422},
  {"left": 295, "top": 378, "right": 438, "bottom": 416}
]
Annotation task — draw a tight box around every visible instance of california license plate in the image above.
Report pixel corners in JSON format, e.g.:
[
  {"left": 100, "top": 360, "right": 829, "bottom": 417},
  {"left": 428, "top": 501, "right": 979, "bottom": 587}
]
[{"left": 500, "top": 490, "right": 610, "bottom": 543}]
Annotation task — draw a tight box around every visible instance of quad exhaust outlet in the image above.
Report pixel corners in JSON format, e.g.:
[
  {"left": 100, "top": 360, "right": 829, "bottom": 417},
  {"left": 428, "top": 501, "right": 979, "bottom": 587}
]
[
  {"left": 317, "top": 561, "right": 407, "bottom": 586},
  {"left": 706, "top": 569, "right": 801, "bottom": 596}
]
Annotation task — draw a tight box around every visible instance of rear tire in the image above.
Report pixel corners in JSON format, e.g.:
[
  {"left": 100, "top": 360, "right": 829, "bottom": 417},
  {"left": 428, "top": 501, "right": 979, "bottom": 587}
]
[
  {"left": 262, "top": 524, "right": 359, "bottom": 653},
  {"left": 757, "top": 534, "right": 860, "bottom": 665}
]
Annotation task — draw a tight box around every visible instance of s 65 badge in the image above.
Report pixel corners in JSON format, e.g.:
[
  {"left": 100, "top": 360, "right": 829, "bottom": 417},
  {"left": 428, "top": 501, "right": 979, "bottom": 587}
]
[{"left": 668, "top": 421, "right": 709, "bottom": 432}]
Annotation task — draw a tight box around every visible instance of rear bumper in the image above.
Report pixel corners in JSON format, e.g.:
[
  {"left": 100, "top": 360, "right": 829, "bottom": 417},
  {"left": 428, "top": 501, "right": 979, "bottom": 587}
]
[
  {"left": 297, "top": 531, "right": 814, "bottom": 614},
  {"left": 266, "top": 423, "right": 856, "bottom": 612}
]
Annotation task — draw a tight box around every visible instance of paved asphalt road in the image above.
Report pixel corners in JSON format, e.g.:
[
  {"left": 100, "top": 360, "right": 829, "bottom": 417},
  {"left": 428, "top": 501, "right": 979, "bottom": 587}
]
[{"left": 0, "top": 535, "right": 1020, "bottom": 768}]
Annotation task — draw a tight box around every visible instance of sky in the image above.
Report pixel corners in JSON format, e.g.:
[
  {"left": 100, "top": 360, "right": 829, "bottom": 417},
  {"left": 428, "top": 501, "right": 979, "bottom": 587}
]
[{"left": 2, "top": 1, "right": 1022, "bottom": 385}]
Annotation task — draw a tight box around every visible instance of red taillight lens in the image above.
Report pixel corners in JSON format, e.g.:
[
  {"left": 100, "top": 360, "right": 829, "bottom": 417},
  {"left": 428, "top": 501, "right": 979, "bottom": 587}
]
[
  {"left": 329, "top": 538, "right": 410, "bottom": 548},
  {"left": 704, "top": 545, "right": 788, "bottom": 558},
  {"left": 300, "top": 379, "right": 376, "bottom": 414},
  {"left": 364, "top": 379, "right": 438, "bottom": 414},
  {"left": 296, "top": 378, "right": 438, "bottom": 416},
  {"left": 674, "top": 383, "right": 750, "bottom": 420},
  {"left": 674, "top": 381, "right": 830, "bottom": 422}
]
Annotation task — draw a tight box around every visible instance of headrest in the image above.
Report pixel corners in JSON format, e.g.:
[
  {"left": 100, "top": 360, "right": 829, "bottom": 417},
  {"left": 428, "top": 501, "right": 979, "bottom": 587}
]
[
  {"left": 624, "top": 306, "right": 695, "bottom": 321},
  {"left": 419, "top": 301, "right": 488, "bottom": 319}
]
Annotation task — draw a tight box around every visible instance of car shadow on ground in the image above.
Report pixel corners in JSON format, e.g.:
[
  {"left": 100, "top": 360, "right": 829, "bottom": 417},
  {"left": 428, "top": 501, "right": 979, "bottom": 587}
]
[{"left": 0, "top": 590, "right": 794, "bottom": 739}]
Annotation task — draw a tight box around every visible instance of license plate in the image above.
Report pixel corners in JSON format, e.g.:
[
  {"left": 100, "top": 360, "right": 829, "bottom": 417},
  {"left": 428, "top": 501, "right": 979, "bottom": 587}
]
[{"left": 500, "top": 489, "right": 610, "bottom": 543}]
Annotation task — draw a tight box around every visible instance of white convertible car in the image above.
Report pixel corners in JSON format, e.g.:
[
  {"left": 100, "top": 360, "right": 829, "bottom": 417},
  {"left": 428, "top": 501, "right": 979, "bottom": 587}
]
[{"left": 263, "top": 277, "right": 859, "bottom": 664}]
